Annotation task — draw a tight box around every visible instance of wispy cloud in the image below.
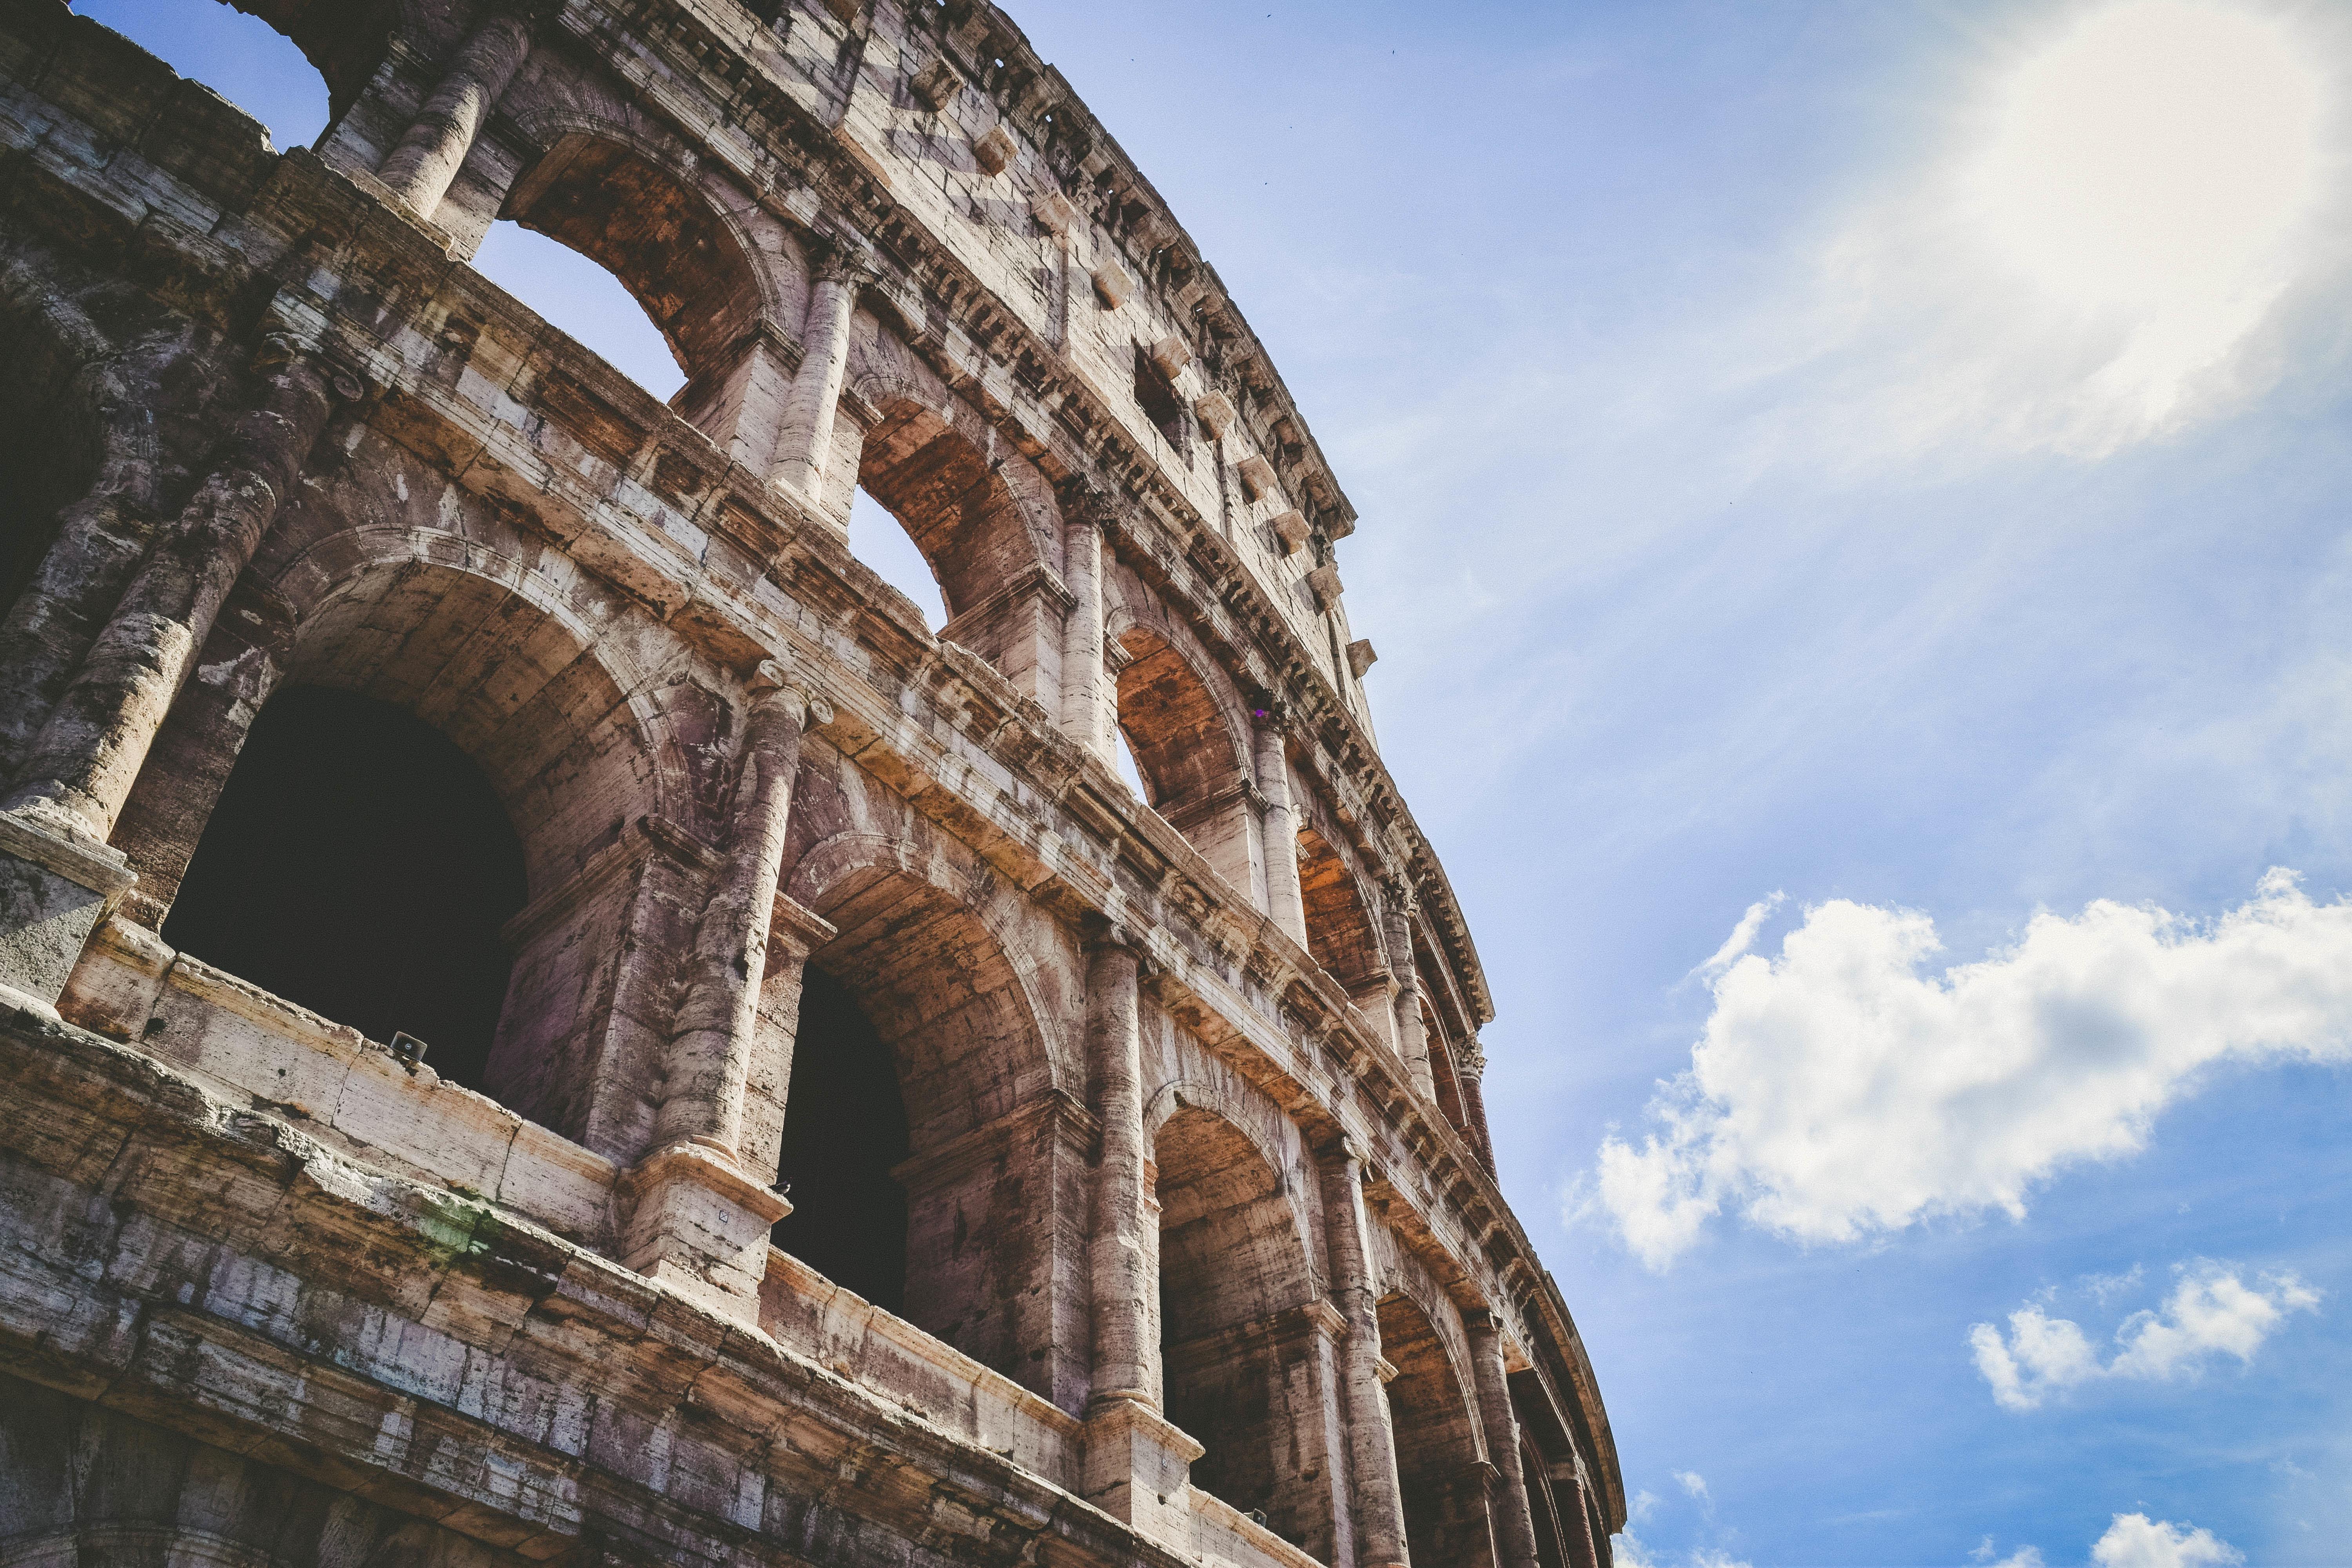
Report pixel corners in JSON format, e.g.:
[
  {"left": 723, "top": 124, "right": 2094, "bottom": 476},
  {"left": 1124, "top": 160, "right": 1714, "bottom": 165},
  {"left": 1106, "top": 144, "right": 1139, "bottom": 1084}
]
[
  {"left": 1689, "top": 894, "right": 1786, "bottom": 984},
  {"left": 1970, "top": 1261, "right": 2319, "bottom": 1410},
  {"left": 1735, "top": 0, "right": 2341, "bottom": 471},
  {"left": 1590, "top": 871, "right": 2352, "bottom": 1268}
]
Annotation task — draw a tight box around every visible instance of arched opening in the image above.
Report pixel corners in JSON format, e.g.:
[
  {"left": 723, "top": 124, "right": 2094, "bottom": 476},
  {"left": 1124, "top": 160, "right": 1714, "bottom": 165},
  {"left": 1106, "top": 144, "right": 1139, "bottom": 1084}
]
[
  {"left": 163, "top": 687, "right": 526, "bottom": 1091},
  {"left": 1154, "top": 1105, "right": 1336, "bottom": 1558},
  {"left": 1114, "top": 625, "right": 1254, "bottom": 897},
  {"left": 771, "top": 965, "right": 909, "bottom": 1313},
  {"left": 470, "top": 223, "right": 683, "bottom": 400},
  {"left": 849, "top": 401, "right": 1058, "bottom": 705},
  {"left": 1379, "top": 1293, "right": 1496, "bottom": 1568},
  {"left": 76, "top": 0, "right": 338, "bottom": 149},
  {"left": 778, "top": 844, "right": 1080, "bottom": 1409},
  {"left": 147, "top": 552, "right": 669, "bottom": 1152},
  {"left": 848, "top": 484, "right": 948, "bottom": 628},
  {"left": 503, "top": 135, "right": 763, "bottom": 385},
  {"left": 1298, "top": 826, "right": 1391, "bottom": 1036}
]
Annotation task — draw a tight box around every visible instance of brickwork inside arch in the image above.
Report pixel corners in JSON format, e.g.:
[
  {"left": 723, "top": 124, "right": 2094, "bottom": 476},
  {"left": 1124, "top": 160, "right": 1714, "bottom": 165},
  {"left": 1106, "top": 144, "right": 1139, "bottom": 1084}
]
[{"left": 0, "top": 2, "right": 1621, "bottom": 1564}]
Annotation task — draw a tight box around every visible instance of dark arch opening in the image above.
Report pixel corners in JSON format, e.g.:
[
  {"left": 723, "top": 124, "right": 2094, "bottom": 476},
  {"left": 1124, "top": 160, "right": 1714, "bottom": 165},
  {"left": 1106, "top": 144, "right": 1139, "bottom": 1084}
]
[
  {"left": 1379, "top": 1294, "right": 1494, "bottom": 1568},
  {"left": 162, "top": 686, "right": 527, "bottom": 1091},
  {"left": 1155, "top": 1105, "right": 1336, "bottom": 1558},
  {"left": 771, "top": 965, "right": 910, "bottom": 1313}
]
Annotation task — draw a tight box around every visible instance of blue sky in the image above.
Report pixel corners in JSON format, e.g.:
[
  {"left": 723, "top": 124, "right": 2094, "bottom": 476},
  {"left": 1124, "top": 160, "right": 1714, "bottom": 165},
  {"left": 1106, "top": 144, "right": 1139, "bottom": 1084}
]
[{"left": 80, "top": 3, "right": 2352, "bottom": 1564}]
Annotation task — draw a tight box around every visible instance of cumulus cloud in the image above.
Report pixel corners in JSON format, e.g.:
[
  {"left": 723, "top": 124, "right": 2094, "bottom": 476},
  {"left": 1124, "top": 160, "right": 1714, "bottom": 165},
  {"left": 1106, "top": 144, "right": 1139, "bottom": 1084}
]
[
  {"left": 1593, "top": 870, "right": 2352, "bottom": 1268},
  {"left": 1970, "top": 1261, "right": 2319, "bottom": 1410},
  {"left": 1674, "top": 1470, "right": 1711, "bottom": 1503},
  {"left": 2091, "top": 1514, "right": 2242, "bottom": 1568}
]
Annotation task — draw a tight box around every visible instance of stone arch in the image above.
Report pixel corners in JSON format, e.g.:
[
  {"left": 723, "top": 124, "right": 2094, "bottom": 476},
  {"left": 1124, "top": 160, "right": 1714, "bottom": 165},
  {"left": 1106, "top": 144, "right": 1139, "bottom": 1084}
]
[
  {"left": 1298, "top": 822, "right": 1386, "bottom": 1005},
  {"left": 781, "top": 827, "right": 1083, "bottom": 1406},
  {"left": 266, "top": 528, "right": 675, "bottom": 892},
  {"left": 1150, "top": 1096, "right": 1340, "bottom": 1559},
  {"left": 499, "top": 123, "right": 783, "bottom": 390},
  {"left": 1379, "top": 1289, "right": 1497, "bottom": 1568},
  {"left": 182, "top": 524, "right": 682, "bottom": 1151},
  {"left": 1105, "top": 595, "right": 1258, "bottom": 900}
]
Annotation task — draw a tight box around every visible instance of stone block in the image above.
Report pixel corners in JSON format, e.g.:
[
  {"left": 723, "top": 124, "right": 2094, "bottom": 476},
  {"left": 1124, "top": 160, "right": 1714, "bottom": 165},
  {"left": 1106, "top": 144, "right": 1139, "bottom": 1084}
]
[
  {"left": 0, "top": 809, "right": 133, "bottom": 1017},
  {"left": 973, "top": 123, "right": 1015, "bottom": 175}
]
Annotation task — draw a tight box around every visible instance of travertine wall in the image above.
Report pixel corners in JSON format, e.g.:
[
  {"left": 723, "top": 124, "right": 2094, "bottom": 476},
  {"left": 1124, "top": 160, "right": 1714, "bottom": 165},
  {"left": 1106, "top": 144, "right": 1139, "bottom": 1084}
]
[{"left": 0, "top": 2, "right": 1621, "bottom": 1565}]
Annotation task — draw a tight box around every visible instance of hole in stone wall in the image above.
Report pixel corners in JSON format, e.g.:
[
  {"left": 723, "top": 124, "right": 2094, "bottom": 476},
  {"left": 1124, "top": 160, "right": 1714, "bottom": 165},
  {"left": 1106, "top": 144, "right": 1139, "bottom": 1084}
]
[
  {"left": 163, "top": 686, "right": 527, "bottom": 1092},
  {"left": 1378, "top": 1294, "right": 1488, "bottom": 1568},
  {"left": 471, "top": 221, "right": 685, "bottom": 401},
  {"left": 773, "top": 965, "right": 911, "bottom": 1313},
  {"left": 848, "top": 484, "right": 948, "bottom": 629},
  {"left": 0, "top": 401, "right": 88, "bottom": 626},
  {"left": 73, "top": 2, "right": 330, "bottom": 151},
  {"left": 1132, "top": 343, "right": 1187, "bottom": 448}
]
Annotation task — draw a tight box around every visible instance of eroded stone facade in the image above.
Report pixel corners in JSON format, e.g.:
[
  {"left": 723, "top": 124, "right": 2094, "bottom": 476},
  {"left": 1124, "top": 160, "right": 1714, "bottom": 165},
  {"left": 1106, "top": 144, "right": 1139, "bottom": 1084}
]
[{"left": 0, "top": 1, "right": 1623, "bottom": 1563}]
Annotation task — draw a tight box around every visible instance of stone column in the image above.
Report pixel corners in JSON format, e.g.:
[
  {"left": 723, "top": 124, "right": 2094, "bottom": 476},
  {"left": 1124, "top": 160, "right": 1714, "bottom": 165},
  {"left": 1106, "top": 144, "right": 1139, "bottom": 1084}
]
[
  {"left": 1460, "top": 1035, "right": 1498, "bottom": 1176},
  {"left": 1383, "top": 880, "right": 1436, "bottom": 1103},
  {"left": 1080, "top": 925, "right": 1201, "bottom": 1548},
  {"left": 0, "top": 337, "right": 346, "bottom": 1015},
  {"left": 1058, "top": 489, "right": 1114, "bottom": 762},
  {"left": 651, "top": 661, "right": 822, "bottom": 1158},
  {"left": 376, "top": 6, "right": 535, "bottom": 220},
  {"left": 1467, "top": 1310, "right": 1544, "bottom": 1568},
  {"left": 768, "top": 248, "right": 869, "bottom": 501},
  {"left": 1319, "top": 1139, "right": 1410, "bottom": 1568},
  {"left": 1254, "top": 705, "right": 1307, "bottom": 947},
  {"left": 1085, "top": 927, "right": 1152, "bottom": 1409},
  {"left": 620, "top": 661, "right": 820, "bottom": 1320}
]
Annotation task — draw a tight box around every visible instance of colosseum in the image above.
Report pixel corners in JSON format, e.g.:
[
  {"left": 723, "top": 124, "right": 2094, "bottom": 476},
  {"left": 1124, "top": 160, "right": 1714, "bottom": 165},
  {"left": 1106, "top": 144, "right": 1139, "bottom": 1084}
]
[{"left": 0, "top": 1, "right": 1623, "bottom": 1563}]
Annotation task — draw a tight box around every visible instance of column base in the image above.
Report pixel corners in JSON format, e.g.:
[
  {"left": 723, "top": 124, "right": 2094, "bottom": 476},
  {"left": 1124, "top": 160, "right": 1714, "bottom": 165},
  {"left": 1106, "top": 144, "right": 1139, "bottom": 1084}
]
[
  {"left": 1081, "top": 1397, "right": 1202, "bottom": 1546},
  {"left": 615, "top": 1139, "right": 791, "bottom": 1322},
  {"left": 0, "top": 805, "right": 134, "bottom": 1015}
]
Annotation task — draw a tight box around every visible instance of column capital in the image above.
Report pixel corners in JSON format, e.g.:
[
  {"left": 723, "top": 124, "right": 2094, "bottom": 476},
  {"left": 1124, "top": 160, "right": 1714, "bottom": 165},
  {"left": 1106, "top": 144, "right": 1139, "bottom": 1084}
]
[
  {"left": 1056, "top": 475, "right": 1123, "bottom": 532},
  {"left": 1381, "top": 872, "right": 1420, "bottom": 918},
  {"left": 746, "top": 658, "right": 831, "bottom": 726},
  {"left": 811, "top": 236, "right": 881, "bottom": 289},
  {"left": 1460, "top": 1033, "right": 1488, "bottom": 1080},
  {"left": 1251, "top": 697, "right": 1294, "bottom": 733}
]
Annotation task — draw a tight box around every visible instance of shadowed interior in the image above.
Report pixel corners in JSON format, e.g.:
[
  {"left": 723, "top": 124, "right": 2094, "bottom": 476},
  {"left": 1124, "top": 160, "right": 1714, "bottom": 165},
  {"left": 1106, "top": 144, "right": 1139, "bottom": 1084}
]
[{"left": 163, "top": 686, "right": 526, "bottom": 1090}]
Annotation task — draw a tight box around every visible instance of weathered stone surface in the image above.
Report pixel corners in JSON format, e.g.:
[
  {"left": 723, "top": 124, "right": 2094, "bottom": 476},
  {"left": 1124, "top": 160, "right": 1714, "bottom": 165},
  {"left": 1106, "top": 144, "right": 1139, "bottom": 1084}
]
[{"left": 0, "top": 2, "right": 1621, "bottom": 1566}]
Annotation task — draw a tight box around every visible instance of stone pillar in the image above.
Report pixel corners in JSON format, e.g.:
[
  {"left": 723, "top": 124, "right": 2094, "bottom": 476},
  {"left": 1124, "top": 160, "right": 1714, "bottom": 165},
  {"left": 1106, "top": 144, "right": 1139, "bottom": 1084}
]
[
  {"left": 652, "top": 661, "right": 822, "bottom": 1157},
  {"left": 1058, "top": 491, "right": 1114, "bottom": 762},
  {"left": 0, "top": 337, "right": 346, "bottom": 1014},
  {"left": 376, "top": 7, "right": 535, "bottom": 220},
  {"left": 1467, "top": 1310, "right": 1544, "bottom": 1568},
  {"left": 769, "top": 248, "right": 869, "bottom": 501},
  {"left": 621, "top": 661, "right": 821, "bottom": 1320},
  {"left": 1254, "top": 705, "right": 1307, "bottom": 947},
  {"left": 0, "top": 337, "right": 166, "bottom": 782},
  {"left": 1460, "top": 1035, "right": 1498, "bottom": 1176},
  {"left": 1319, "top": 1139, "right": 1410, "bottom": 1568},
  {"left": 1383, "top": 880, "right": 1436, "bottom": 1103},
  {"left": 1080, "top": 925, "right": 1201, "bottom": 1546},
  {"left": 1084, "top": 928, "right": 1152, "bottom": 1410}
]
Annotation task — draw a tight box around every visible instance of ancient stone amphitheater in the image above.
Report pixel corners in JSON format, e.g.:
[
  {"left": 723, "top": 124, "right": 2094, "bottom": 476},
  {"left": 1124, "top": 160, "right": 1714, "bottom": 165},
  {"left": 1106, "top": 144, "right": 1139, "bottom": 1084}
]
[{"left": 0, "top": 1, "right": 1622, "bottom": 1563}]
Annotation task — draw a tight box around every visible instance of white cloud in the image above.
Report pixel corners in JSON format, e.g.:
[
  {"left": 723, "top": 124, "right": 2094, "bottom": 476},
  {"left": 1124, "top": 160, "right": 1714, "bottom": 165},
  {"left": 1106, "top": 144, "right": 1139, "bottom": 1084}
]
[
  {"left": 1630, "top": 1489, "right": 1661, "bottom": 1525},
  {"left": 1987, "top": 1551, "right": 2046, "bottom": 1568},
  {"left": 1593, "top": 871, "right": 2352, "bottom": 1268},
  {"left": 1675, "top": 1470, "right": 1711, "bottom": 1503},
  {"left": 2091, "top": 1514, "right": 2242, "bottom": 1568},
  {"left": 1969, "top": 1261, "right": 2319, "bottom": 1410}
]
